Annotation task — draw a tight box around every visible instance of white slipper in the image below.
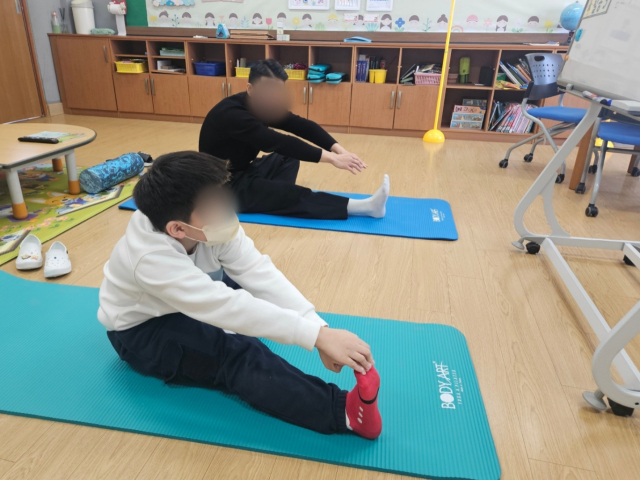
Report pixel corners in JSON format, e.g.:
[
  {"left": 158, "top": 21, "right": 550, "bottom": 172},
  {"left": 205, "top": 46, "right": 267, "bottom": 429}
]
[
  {"left": 16, "top": 234, "right": 43, "bottom": 271},
  {"left": 44, "top": 241, "right": 72, "bottom": 278}
]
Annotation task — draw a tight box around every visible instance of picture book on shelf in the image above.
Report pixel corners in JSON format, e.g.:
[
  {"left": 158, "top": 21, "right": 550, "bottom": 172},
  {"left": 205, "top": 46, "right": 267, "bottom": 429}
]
[{"left": 488, "top": 101, "right": 536, "bottom": 133}]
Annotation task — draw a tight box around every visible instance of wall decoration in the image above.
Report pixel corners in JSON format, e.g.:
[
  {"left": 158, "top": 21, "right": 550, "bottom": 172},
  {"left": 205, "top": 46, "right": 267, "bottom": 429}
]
[
  {"left": 288, "top": 0, "right": 330, "bottom": 10},
  {"left": 335, "top": 0, "right": 360, "bottom": 11},
  {"left": 142, "top": 0, "right": 583, "bottom": 33},
  {"left": 366, "top": 0, "right": 392, "bottom": 12}
]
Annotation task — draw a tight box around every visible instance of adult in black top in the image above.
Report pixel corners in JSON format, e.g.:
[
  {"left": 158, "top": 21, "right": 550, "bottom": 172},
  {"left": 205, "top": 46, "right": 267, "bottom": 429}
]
[{"left": 199, "top": 59, "right": 389, "bottom": 220}]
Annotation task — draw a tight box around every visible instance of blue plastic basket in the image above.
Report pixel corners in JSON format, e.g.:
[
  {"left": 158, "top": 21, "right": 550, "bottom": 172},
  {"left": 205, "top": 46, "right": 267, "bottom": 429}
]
[{"left": 194, "top": 61, "right": 226, "bottom": 76}]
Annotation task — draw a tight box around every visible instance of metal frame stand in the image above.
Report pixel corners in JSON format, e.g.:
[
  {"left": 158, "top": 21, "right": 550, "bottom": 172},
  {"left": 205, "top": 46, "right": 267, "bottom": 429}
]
[{"left": 512, "top": 99, "right": 640, "bottom": 414}]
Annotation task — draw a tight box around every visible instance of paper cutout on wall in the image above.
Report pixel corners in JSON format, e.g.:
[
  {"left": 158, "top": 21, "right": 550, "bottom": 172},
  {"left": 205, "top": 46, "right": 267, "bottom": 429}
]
[
  {"left": 144, "top": 0, "right": 579, "bottom": 33},
  {"left": 335, "top": 0, "right": 361, "bottom": 11},
  {"left": 288, "top": 0, "right": 330, "bottom": 10},
  {"left": 366, "top": 0, "right": 392, "bottom": 12}
]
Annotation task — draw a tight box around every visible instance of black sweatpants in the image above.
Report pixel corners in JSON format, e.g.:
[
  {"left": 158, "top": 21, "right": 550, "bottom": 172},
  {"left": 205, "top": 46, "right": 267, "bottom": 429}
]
[
  {"left": 106, "top": 310, "right": 349, "bottom": 435},
  {"left": 230, "top": 153, "right": 349, "bottom": 220}
]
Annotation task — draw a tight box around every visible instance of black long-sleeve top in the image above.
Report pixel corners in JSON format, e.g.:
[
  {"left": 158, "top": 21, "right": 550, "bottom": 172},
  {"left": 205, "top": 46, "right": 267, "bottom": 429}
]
[{"left": 199, "top": 93, "right": 337, "bottom": 174}]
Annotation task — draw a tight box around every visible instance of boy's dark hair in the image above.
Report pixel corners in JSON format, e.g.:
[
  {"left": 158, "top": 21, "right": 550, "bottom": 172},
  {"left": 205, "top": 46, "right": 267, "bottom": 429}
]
[
  {"left": 133, "top": 151, "right": 229, "bottom": 232},
  {"left": 248, "top": 59, "right": 288, "bottom": 84}
]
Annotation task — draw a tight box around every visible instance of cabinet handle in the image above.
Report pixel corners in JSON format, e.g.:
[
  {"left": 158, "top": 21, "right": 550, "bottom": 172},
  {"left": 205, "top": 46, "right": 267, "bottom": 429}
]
[
  {"left": 15, "top": 0, "right": 21, "bottom": 14},
  {"left": 397, "top": 90, "right": 402, "bottom": 109},
  {"left": 390, "top": 91, "right": 396, "bottom": 109},
  {"left": 222, "top": 82, "right": 227, "bottom": 98},
  {"left": 303, "top": 87, "right": 307, "bottom": 105},
  {"left": 228, "top": 83, "right": 231, "bottom": 95},
  {"left": 151, "top": 78, "right": 156, "bottom": 95},
  {"left": 103, "top": 45, "right": 108, "bottom": 63},
  {"left": 309, "top": 86, "right": 313, "bottom": 104},
  {"left": 144, "top": 78, "right": 149, "bottom": 95}
]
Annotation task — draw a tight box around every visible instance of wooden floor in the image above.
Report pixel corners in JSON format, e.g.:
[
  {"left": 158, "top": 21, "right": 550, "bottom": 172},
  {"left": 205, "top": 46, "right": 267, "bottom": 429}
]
[{"left": 2, "top": 114, "right": 640, "bottom": 480}]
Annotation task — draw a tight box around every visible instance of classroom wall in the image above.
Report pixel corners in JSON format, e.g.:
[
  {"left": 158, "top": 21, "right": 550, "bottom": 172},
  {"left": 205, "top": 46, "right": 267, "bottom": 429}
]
[
  {"left": 139, "top": 0, "right": 583, "bottom": 33},
  {"left": 28, "top": 0, "right": 117, "bottom": 104}
]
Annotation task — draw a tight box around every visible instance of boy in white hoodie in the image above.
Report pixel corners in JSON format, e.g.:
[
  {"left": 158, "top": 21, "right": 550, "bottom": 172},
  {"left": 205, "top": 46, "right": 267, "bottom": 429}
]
[{"left": 99, "top": 151, "right": 382, "bottom": 439}]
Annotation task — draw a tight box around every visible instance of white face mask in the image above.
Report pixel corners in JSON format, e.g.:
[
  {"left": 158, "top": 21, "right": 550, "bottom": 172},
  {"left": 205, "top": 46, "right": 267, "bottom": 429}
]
[{"left": 181, "top": 214, "right": 240, "bottom": 247}]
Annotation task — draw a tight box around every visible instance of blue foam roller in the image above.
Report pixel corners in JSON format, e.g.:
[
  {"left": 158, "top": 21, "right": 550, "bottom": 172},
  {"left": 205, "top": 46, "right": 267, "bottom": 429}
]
[{"left": 79, "top": 153, "right": 144, "bottom": 194}]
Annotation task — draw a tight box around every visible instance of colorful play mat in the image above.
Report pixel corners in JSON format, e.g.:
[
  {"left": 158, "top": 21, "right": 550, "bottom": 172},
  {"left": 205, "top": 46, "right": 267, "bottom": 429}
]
[{"left": 0, "top": 163, "right": 137, "bottom": 266}]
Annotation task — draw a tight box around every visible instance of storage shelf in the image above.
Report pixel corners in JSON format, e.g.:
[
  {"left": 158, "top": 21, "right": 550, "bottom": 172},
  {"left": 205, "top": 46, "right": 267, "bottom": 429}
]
[
  {"left": 151, "top": 55, "right": 186, "bottom": 60},
  {"left": 115, "top": 54, "right": 148, "bottom": 58},
  {"left": 150, "top": 69, "right": 186, "bottom": 75},
  {"left": 446, "top": 84, "right": 492, "bottom": 90}
]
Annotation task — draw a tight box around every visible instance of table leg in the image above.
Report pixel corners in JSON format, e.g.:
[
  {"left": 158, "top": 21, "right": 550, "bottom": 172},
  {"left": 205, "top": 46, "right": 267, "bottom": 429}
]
[
  {"left": 65, "top": 151, "right": 80, "bottom": 194},
  {"left": 569, "top": 125, "right": 594, "bottom": 190},
  {"left": 6, "top": 168, "right": 28, "bottom": 220},
  {"left": 52, "top": 158, "right": 64, "bottom": 172},
  {"left": 627, "top": 146, "right": 640, "bottom": 174}
]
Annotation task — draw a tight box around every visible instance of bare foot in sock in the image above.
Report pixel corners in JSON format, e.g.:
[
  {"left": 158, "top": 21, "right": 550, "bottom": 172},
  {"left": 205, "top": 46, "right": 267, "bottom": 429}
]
[
  {"left": 346, "top": 366, "right": 382, "bottom": 439},
  {"left": 346, "top": 175, "right": 390, "bottom": 218}
]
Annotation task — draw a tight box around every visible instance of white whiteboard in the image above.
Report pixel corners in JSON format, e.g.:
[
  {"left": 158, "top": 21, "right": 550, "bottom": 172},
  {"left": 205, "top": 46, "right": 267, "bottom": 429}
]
[{"left": 558, "top": 0, "right": 640, "bottom": 101}]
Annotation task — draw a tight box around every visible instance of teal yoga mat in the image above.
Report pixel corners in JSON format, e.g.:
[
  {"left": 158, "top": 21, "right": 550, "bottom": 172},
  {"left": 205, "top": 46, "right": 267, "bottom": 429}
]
[
  {"left": 0, "top": 271, "right": 498, "bottom": 480},
  {"left": 118, "top": 194, "right": 459, "bottom": 241}
]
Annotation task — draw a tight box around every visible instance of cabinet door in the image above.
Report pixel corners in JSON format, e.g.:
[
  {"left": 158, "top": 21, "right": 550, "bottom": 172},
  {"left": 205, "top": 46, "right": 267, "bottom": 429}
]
[
  {"left": 150, "top": 74, "right": 191, "bottom": 116},
  {"left": 308, "top": 83, "right": 352, "bottom": 126},
  {"left": 350, "top": 83, "right": 397, "bottom": 129},
  {"left": 285, "top": 80, "right": 309, "bottom": 119},
  {"left": 188, "top": 76, "right": 226, "bottom": 118},
  {"left": 56, "top": 37, "right": 117, "bottom": 111},
  {"left": 393, "top": 86, "right": 438, "bottom": 131},
  {"left": 226, "top": 77, "right": 248, "bottom": 97},
  {"left": 113, "top": 73, "right": 154, "bottom": 113}
]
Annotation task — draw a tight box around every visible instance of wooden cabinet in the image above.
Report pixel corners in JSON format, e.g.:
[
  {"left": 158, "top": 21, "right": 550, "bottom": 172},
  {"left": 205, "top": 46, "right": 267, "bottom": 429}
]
[
  {"left": 54, "top": 37, "right": 117, "bottom": 111},
  {"left": 308, "top": 83, "right": 352, "bottom": 126},
  {"left": 188, "top": 75, "right": 226, "bottom": 118},
  {"left": 350, "top": 83, "right": 397, "bottom": 129},
  {"left": 393, "top": 86, "right": 439, "bottom": 131},
  {"left": 150, "top": 74, "right": 191, "bottom": 116},
  {"left": 226, "top": 77, "right": 248, "bottom": 97},
  {"left": 113, "top": 73, "right": 154, "bottom": 114},
  {"left": 285, "top": 81, "right": 309, "bottom": 119}
]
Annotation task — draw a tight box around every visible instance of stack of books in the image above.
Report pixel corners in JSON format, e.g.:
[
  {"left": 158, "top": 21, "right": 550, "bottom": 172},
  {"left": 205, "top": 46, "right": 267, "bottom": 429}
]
[
  {"left": 356, "top": 55, "right": 387, "bottom": 82},
  {"left": 450, "top": 99, "right": 487, "bottom": 130},
  {"left": 488, "top": 102, "right": 536, "bottom": 133},
  {"left": 400, "top": 64, "right": 442, "bottom": 85},
  {"left": 497, "top": 59, "right": 532, "bottom": 89}
]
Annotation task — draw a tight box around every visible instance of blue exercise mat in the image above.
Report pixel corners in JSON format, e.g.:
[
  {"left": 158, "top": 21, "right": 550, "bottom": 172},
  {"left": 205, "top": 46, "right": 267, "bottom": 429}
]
[
  {"left": 0, "top": 271, "right": 498, "bottom": 480},
  {"left": 118, "top": 194, "right": 458, "bottom": 241}
]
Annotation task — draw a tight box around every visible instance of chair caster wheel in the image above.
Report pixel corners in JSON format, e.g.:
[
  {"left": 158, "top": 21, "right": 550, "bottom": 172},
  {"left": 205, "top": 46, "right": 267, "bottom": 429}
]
[
  {"left": 585, "top": 205, "right": 599, "bottom": 217},
  {"left": 499, "top": 159, "right": 509, "bottom": 168},
  {"left": 524, "top": 153, "right": 534, "bottom": 163},
  {"left": 556, "top": 174, "right": 565, "bottom": 184},
  {"left": 608, "top": 398, "right": 634, "bottom": 417},
  {"left": 623, "top": 255, "right": 635, "bottom": 266},
  {"left": 632, "top": 167, "right": 640, "bottom": 177},
  {"left": 525, "top": 242, "right": 540, "bottom": 254},
  {"left": 575, "top": 183, "right": 586, "bottom": 194},
  {"left": 588, "top": 165, "right": 598, "bottom": 174}
]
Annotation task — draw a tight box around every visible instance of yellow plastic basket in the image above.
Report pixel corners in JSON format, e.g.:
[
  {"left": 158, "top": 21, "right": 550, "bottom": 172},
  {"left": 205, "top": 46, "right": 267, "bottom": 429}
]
[
  {"left": 115, "top": 61, "right": 149, "bottom": 74},
  {"left": 285, "top": 69, "right": 307, "bottom": 80},
  {"left": 235, "top": 67, "right": 251, "bottom": 78}
]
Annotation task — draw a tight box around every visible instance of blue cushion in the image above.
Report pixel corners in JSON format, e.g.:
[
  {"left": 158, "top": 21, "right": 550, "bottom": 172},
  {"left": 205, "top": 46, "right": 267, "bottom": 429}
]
[
  {"left": 597, "top": 122, "right": 640, "bottom": 146},
  {"left": 529, "top": 106, "right": 587, "bottom": 123}
]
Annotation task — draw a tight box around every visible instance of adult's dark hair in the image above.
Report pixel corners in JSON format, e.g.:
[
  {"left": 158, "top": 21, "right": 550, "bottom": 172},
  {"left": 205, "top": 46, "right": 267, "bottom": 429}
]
[
  {"left": 133, "top": 151, "right": 230, "bottom": 232},
  {"left": 248, "top": 59, "right": 288, "bottom": 84}
]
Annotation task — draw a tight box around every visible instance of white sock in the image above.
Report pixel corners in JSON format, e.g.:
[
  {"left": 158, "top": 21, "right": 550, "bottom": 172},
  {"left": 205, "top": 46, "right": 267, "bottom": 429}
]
[
  {"left": 346, "top": 174, "right": 390, "bottom": 218},
  {"left": 346, "top": 410, "right": 352, "bottom": 431}
]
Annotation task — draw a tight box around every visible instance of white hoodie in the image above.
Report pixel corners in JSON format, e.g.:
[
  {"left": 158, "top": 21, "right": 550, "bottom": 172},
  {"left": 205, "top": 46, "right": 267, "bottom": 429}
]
[{"left": 98, "top": 210, "right": 326, "bottom": 351}]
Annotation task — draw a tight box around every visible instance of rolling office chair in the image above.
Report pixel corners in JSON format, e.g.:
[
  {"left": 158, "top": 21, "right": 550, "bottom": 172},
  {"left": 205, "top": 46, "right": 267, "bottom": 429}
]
[
  {"left": 575, "top": 110, "right": 640, "bottom": 217},
  {"left": 498, "top": 53, "right": 589, "bottom": 184}
]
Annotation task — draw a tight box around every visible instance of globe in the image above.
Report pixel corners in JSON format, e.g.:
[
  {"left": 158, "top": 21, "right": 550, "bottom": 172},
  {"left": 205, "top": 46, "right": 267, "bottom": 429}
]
[{"left": 560, "top": 1, "right": 584, "bottom": 32}]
